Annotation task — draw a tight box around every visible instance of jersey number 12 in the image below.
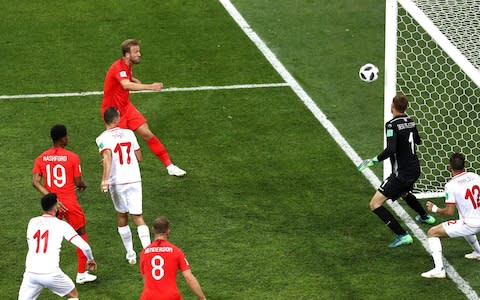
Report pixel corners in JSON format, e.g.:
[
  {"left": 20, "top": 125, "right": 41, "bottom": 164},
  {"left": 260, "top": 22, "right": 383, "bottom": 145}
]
[{"left": 465, "top": 185, "right": 480, "bottom": 209}]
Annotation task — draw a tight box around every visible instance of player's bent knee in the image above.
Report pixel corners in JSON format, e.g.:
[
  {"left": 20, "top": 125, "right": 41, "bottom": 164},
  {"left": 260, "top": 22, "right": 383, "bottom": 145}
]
[
  {"left": 427, "top": 225, "right": 444, "bottom": 238},
  {"left": 140, "top": 132, "right": 154, "bottom": 141},
  {"left": 369, "top": 192, "right": 387, "bottom": 211},
  {"left": 369, "top": 198, "right": 383, "bottom": 210},
  {"left": 67, "top": 287, "right": 79, "bottom": 298},
  {"left": 136, "top": 124, "right": 154, "bottom": 140},
  {"left": 131, "top": 214, "right": 146, "bottom": 225}
]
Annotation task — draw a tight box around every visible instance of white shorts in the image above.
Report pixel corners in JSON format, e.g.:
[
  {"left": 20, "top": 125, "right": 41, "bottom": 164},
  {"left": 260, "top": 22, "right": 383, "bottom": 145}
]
[
  {"left": 109, "top": 182, "right": 143, "bottom": 215},
  {"left": 442, "top": 220, "right": 480, "bottom": 238},
  {"left": 18, "top": 270, "right": 75, "bottom": 299}
]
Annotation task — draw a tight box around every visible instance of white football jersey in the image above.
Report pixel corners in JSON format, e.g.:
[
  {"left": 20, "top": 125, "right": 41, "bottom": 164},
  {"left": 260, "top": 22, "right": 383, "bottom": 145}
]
[
  {"left": 96, "top": 127, "right": 141, "bottom": 184},
  {"left": 445, "top": 172, "right": 480, "bottom": 227},
  {"left": 25, "top": 215, "right": 79, "bottom": 274}
]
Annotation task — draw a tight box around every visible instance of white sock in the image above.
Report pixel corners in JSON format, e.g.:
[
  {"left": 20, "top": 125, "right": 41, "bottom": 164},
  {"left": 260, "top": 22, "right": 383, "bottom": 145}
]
[
  {"left": 118, "top": 225, "right": 134, "bottom": 254},
  {"left": 68, "top": 298, "right": 79, "bottom": 300},
  {"left": 137, "top": 225, "right": 151, "bottom": 249},
  {"left": 428, "top": 237, "right": 444, "bottom": 270},
  {"left": 464, "top": 235, "right": 480, "bottom": 253}
]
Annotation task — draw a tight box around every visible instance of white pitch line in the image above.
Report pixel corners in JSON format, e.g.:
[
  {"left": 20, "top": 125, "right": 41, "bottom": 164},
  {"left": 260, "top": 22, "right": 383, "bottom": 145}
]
[
  {"left": 0, "top": 82, "right": 289, "bottom": 100},
  {"left": 219, "top": 0, "right": 479, "bottom": 299}
]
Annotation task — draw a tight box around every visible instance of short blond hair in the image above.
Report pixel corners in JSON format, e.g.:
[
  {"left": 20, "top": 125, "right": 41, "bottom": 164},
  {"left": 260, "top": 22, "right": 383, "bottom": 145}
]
[
  {"left": 121, "top": 39, "right": 140, "bottom": 56},
  {"left": 152, "top": 216, "right": 170, "bottom": 234}
]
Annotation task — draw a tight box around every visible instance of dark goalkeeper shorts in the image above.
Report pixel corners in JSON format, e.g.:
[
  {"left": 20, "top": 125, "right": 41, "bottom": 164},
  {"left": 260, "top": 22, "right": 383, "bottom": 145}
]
[{"left": 378, "top": 174, "right": 418, "bottom": 201}]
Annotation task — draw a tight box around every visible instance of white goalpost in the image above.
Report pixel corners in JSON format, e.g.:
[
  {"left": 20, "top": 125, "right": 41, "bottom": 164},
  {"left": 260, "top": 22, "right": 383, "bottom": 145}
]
[{"left": 384, "top": 0, "right": 480, "bottom": 198}]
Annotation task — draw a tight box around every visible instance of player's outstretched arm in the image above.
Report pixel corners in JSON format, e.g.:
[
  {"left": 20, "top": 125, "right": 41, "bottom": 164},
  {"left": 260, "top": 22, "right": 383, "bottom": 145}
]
[
  {"left": 120, "top": 79, "right": 163, "bottom": 91},
  {"left": 70, "top": 235, "right": 96, "bottom": 267},
  {"left": 357, "top": 157, "right": 379, "bottom": 172},
  {"left": 426, "top": 201, "right": 455, "bottom": 216}
]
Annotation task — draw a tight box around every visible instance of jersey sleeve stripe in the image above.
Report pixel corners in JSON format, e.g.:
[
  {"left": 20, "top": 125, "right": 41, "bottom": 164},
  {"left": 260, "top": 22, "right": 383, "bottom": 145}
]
[{"left": 68, "top": 234, "right": 79, "bottom": 242}]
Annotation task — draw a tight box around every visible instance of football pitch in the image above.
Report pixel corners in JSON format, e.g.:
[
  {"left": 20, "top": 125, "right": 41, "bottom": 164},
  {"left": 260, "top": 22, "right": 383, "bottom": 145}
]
[{"left": 0, "top": 0, "right": 478, "bottom": 299}]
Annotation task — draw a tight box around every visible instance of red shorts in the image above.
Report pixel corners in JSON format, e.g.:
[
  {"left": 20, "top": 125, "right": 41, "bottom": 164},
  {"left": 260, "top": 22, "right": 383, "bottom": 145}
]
[
  {"left": 56, "top": 198, "right": 86, "bottom": 231},
  {"left": 102, "top": 102, "right": 146, "bottom": 131}
]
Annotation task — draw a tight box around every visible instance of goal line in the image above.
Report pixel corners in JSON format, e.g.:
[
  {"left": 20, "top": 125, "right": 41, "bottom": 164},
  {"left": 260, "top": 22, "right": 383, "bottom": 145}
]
[{"left": 0, "top": 82, "right": 289, "bottom": 101}]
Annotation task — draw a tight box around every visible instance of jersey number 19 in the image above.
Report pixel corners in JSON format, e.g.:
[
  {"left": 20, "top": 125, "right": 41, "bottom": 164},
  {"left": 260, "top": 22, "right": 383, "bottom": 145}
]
[{"left": 45, "top": 164, "right": 66, "bottom": 188}]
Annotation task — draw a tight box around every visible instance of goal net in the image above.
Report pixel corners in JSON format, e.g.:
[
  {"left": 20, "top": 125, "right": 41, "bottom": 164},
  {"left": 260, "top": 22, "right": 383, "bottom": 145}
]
[{"left": 384, "top": 0, "right": 480, "bottom": 198}]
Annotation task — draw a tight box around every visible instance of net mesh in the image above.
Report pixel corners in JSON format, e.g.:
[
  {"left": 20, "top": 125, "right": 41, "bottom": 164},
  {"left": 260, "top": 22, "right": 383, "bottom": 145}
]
[
  {"left": 412, "top": 0, "right": 480, "bottom": 68},
  {"left": 396, "top": 2, "right": 480, "bottom": 195}
]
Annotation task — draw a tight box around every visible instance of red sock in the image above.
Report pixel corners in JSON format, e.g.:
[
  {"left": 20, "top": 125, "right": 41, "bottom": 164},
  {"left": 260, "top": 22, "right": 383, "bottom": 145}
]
[
  {"left": 76, "top": 233, "right": 88, "bottom": 273},
  {"left": 147, "top": 136, "right": 172, "bottom": 167}
]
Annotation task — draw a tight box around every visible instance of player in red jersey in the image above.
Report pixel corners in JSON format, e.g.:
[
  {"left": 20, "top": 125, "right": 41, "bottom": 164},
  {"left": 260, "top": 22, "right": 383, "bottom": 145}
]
[
  {"left": 32, "top": 124, "right": 97, "bottom": 284},
  {"left": 140, "top": 216, "right": 206, "bottom": 300},
  {"left": 102, "top": 39, "right": 186, "bottom": 177}
]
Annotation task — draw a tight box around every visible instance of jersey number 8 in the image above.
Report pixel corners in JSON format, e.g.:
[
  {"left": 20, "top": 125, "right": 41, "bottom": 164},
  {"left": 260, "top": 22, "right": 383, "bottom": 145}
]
[{"left": 151, "top": 255, "right": 165, "bottom": 280}]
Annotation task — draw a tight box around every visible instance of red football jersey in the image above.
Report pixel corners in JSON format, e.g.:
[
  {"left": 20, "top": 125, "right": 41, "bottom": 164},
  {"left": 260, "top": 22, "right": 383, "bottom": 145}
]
[
  {"left": 140, "top": 239, "right": 191, "bottom": 300},
  {"left": 32, "top": 147, "right": 82, "bottom": 202},
  {"left": 102, "top": 59, "right": 132, "bottom": 114}
]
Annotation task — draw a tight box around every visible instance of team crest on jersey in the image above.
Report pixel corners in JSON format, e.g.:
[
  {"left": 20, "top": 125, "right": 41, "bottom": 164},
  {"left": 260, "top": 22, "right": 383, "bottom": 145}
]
[
  {"left": 97, "top": 142, "right": 104, "bottom": 149},
  {"left": 119, "top": 71, "right": 127, "bottom": 78}
]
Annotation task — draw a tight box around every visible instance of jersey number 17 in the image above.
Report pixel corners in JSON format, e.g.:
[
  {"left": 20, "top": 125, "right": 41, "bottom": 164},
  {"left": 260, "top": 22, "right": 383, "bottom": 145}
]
[{"left": 114, "top": 142, "right": 132, "bottom": 165}]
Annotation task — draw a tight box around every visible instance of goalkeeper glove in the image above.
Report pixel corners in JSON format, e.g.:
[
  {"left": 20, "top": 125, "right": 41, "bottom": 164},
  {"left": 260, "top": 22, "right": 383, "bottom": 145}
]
[{"left": 357, "top": 157, "right": 379, "bottom": 171}]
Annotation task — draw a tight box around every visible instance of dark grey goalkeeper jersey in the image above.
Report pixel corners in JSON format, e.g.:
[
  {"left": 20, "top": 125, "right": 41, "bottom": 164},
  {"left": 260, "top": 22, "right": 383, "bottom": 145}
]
[{"left": 377, "top": 114, "right": 421, "bottom": 179}]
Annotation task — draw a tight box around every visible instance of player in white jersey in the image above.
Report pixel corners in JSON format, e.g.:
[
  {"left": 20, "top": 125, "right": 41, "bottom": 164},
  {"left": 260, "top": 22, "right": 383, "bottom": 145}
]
[
  {"left": 18, "top": 193, "right": 96, "bottom": 300},
  {"left": 96, "top": 107, "right": 151, "bottom": 265},
  {"left": 421, "top": 153, "right": 480, "bottom": 279}
]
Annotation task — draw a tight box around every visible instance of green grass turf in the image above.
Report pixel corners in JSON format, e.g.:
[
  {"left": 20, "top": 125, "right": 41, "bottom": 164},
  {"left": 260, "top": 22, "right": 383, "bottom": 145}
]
[
  {"left": 0, "top": 0, "right": 281, "bottom": 94},
  {"left": 230, "top": 0, "right": 387, "bottom": 163},
  {"left": 0, "top": 0, "right": 476, "bottom": 299},
  {"left": 0, "top": 92, "right": 467, "bottom": 300}
]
